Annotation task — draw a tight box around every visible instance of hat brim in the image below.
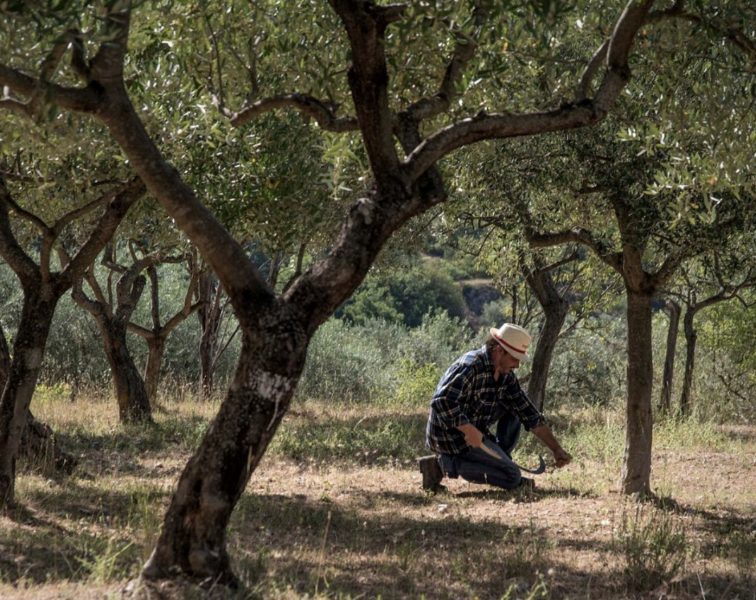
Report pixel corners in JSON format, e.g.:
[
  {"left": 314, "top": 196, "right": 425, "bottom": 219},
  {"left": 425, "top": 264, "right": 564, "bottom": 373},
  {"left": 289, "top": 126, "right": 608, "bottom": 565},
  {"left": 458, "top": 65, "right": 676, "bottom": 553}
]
[{"left": 489, "top": 328, "right": 528, "bottom": 361}]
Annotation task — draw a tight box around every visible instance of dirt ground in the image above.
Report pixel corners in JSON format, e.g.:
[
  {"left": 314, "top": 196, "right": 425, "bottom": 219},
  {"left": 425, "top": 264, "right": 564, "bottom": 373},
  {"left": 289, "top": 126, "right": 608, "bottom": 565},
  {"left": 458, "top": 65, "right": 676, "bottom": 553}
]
[{"left": 0, "top": 421, "right": 753, "bottom": 600}]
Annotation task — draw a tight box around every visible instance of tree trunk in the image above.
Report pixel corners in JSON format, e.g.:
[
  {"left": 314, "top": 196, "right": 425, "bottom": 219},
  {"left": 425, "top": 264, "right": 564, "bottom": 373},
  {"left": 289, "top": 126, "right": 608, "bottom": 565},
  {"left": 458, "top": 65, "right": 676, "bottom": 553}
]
[
  {"left": 680, "top": 308, "right": 697, "bottom": 416},
  {"left": 197, "top": 271, "right": 222, "bottom": 397},
  {"left": 0, "top": 322, "right": 10, "bottom": 389},
  {"left": 101, "top": 320, "right": 153, "bottom": 423},
  {"left": 527, "top": 297, "right": 569, "bottom": 411},
  {"left": 143, "top": 337, "right": 166, "bottom": 403},
  {"left": 620, "top": 289, "right": 654, "bottom": 497},
  {"left": 19, "top": 410, "right": 76, "bottom": 474},
  {"left": 658, "top": 299, "right": 680, "bottom": 415},
  {"left": 0, "top": 292, "right": 56, "bottom": 507},
  {"left": 143, "top": 321, "right": 306, "bottom": 583}
]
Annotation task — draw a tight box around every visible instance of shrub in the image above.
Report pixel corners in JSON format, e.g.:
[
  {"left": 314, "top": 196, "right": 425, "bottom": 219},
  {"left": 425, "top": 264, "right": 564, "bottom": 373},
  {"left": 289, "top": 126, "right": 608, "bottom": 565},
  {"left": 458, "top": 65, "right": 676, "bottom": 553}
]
[
  {"left": 547, "top": 314, "right": 626, "bottom": 408},
  {"left": 615, "top": 505, "right": 690, "bottom": 593},
  {"left": 389, "top": 261, "right": 468, "bottom": 327},
  {"left": 297, "top": 318, "right": 406, "bottom": 403},
  {"left": 398, "top": 310, "right": 474, "bottom": 370},
  {"left": 394, "top": 360, "right": 443, "bottom": 408}
]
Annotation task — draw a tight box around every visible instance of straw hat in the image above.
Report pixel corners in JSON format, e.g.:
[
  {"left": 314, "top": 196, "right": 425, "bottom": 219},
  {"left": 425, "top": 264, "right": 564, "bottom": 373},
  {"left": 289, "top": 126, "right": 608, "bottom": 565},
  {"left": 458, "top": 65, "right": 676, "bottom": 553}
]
[{"left": 489, "top": 323, "right": 531, "bottom": 361}]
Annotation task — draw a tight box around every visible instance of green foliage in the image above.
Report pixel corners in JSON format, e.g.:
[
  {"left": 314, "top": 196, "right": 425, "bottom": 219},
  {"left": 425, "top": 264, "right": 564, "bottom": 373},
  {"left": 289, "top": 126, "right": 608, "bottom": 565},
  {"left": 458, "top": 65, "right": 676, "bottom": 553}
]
[
  {"left": 389, "top": 261, "right": 468, "bottom": 327},
  {"left": 338, "top": 279, "right": 403, "bottom": 325},
  {"left": 298, "top": 311, "right": 473, "bottom": 405},
  {"left": 615, "top": 505, "right": 690, "bottom": 593},
  {"left": 298, "top": 318, "right": 406, "bottom": 403},
  {"left": 400, "top": 310, "right": 474, "bottom": 371},
  {"left": 340, "top": 259, "right": 469, "bottom": 328},
  {"left": 394, "top": 360, "right": 442, "bottom": 408},
  {"left": 696, "top": 298, "right": 756, "bottom": 422},
  {"left": 74, "top": 535, "right": 138, "bottom": 583},
  {"left": 546, "top": 314, "right": 627, "bottom": 407},
  {"left": 270, "top": 411, "right": 422, "bottom": 464}
]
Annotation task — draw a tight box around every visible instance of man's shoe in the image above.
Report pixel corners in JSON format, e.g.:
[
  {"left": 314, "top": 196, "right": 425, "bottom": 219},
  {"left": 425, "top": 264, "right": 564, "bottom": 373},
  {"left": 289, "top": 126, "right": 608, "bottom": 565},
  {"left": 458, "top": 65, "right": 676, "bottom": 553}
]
[{"left": 418, "top": 455, "right": 444, "bottom": 492}]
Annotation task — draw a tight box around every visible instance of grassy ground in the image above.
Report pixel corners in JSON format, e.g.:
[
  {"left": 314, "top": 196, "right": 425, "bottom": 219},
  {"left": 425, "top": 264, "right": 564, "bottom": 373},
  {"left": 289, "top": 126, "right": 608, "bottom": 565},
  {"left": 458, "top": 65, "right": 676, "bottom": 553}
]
[{"left": 0, "top": 387, "right": 753, "bottom": 599}]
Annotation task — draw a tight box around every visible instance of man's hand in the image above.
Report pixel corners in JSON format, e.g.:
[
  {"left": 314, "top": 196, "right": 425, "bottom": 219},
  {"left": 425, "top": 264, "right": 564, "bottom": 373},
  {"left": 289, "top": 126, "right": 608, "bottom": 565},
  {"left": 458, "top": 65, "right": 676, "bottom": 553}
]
[
  {"left": 457, "top": 423, "right": 484, "bottom": 448},
  {"left": 532, "top": 424, "right": 572, "bottom": 468},
  {"left": 553, "top": 447, "right": 571, "bottom": 468}
]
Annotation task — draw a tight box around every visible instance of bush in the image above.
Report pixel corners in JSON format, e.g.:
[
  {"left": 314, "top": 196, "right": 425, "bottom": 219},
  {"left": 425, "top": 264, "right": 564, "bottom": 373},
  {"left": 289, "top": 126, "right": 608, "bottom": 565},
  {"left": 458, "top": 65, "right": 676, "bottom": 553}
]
[
  {"left": 297, "top": 318, "right": 406, "bottom": 403},
  {"left": 615, "top": 505, "right": 690, "bottom": 593},
  {"left": 394, "top": 360, "right": 443, "bottom": 407},
  {"left": 389, "top": 261, "right": 468, "bottom": 327},
  {"left": 297, "top": 312, "right": 474, "bottom": 404},
  {"left": 547, "top": 314, "right": 627, "bottom": 408},
  {"left": 398, "top": 310, "right": 474, "bottom": 370}
]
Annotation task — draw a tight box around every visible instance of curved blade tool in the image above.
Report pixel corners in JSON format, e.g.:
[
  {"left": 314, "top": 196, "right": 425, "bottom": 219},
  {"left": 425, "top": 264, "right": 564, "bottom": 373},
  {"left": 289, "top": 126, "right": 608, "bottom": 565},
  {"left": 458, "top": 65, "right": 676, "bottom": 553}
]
[{"left": 480, "top": 439, "right": 547, "bottom": 475}]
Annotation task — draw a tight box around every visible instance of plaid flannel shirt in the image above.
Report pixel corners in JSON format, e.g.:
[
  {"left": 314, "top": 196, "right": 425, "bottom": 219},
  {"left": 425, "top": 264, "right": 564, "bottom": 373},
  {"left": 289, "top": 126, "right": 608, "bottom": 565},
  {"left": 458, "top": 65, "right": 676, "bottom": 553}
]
[{"left": 425, "top": 346, "right": 545, "bottom": 455}]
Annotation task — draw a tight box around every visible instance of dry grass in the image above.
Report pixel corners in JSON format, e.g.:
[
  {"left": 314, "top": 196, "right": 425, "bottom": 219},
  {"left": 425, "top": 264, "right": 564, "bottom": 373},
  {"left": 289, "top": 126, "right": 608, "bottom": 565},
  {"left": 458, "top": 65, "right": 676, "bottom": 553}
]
[{"left": 0, "top": 387, "right": 753, "bottom": 599}]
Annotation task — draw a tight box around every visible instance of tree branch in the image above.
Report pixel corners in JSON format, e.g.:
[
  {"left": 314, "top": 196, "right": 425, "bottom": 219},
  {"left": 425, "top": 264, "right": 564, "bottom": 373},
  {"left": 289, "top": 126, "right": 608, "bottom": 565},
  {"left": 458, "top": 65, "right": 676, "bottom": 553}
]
[
  {"left": 329, "top": 0, "right": 404, "bottom": 186},
  {"left": 59, "top": 178, "right": 146, "bottom": 290},
  {"left": 0, "top": 64, "right": 101, "bottom": 115},
  {"left": 0, "top": 177, "right": 39, "bottom": 285},
  {"left": 229, "top": 94, "right": 359, "bottom": 131},
  {"left": 527, "top": 227, "right": 623, "bottom": 273},
  {"left": 402, "top": 15, "right": 481, "bottom": 122},
  {"left": 404, "top": 0, "right": 656, "bottom": 182}
]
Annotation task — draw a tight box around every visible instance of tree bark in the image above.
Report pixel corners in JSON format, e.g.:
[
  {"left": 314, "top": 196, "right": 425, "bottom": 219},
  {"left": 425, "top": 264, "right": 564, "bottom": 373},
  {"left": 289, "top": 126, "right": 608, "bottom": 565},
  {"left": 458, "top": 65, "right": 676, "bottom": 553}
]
[
  {"left": 143, "top": 317, "right": 307, "bottom": 583},
  {"left": 102, "top": 319, "right": 153, "bottom": 423},
  {"left": 0, "top": 292, "right": 56, "bottom": 506},
  {"left": 0, "top": 322, "right": 10, "bottom": 390},
  {"left": 680, "top": 307, "right": 697, "bottom": 416},
  {"left": 143, "top": 337, "right": 165, "bottom": 403},
  {"left": 659, "top": 299, "right": 680, "bottom": 414},
  {"left": 620, "top": 289, "right": 654, "bottom": 496},
  {"left": 528, "top": 299, "right": 569, "bottom": 412},
  {"left": 196, "top": 271, "right": 223, "bottom": 397},
  {"left": 73, "top": 271, "right": 153, "bottom": 424},
  {"left": 524, "top": 265, "right": 571, "bottom": 411}
]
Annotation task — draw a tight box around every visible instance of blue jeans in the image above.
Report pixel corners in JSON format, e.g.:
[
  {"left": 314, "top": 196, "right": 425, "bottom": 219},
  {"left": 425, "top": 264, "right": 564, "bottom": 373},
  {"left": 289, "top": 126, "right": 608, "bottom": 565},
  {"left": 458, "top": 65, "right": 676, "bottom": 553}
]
[{"left": 438, "top": 413, "right": 523, "bottom": 489}]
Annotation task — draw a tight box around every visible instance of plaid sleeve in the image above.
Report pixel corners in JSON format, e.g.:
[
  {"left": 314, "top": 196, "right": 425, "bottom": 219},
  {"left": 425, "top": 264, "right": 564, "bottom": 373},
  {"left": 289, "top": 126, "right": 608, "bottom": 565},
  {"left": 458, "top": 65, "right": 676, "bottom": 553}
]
[
  {"left": 430, "top": 363, "right": 472, "bottom": 429},
  {"left": 503, "top": 375, "right": 546, "bottom": 431}
]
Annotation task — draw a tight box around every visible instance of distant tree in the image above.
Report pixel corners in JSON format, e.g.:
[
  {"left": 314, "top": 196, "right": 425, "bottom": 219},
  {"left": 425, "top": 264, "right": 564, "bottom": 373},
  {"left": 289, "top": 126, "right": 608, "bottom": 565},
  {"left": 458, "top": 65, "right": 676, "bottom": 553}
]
[
  {"left": 657, "top": 298, "right": 681, "bottom": 415},
  {"left": 0, "top": 173, "right": 144, "bottom": 505},
  {"left": 128, "top": 254, "right": 202, "bottom": 402},
  {"left": 670, "top": 251, "right": 756, "bottom": 415}
]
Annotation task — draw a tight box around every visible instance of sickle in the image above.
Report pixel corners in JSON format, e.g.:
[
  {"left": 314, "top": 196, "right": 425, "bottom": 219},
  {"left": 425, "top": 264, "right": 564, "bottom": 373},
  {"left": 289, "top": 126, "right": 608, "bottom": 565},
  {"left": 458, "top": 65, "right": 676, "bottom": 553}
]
[{"left": 480, "top": 439, "right": 547, "bottom": 475}]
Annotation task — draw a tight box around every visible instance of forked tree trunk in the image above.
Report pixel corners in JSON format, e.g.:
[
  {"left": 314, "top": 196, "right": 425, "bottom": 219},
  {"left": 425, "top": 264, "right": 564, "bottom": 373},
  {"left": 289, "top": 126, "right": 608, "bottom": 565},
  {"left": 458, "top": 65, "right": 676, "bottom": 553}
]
[
  {"left": 620, "top": 289, "right": 654, "bottom": 496},
  {"left": 0, "top": 292, "right": 56, "bottom": 506},
  {"left": 73, "top": 268, "right": 153, "bottom": 424},
  {"left": 680, "top": 308, "right": 697, "bottom": 416},
  {"left": 527, "top": 296, "right": 570, "bottom": 412},
  {"left": 143, "top": 321, "right": 307, "bottom": 582},
  {"left": 659, "top": 299, "right": 680, "bottom": 414}
]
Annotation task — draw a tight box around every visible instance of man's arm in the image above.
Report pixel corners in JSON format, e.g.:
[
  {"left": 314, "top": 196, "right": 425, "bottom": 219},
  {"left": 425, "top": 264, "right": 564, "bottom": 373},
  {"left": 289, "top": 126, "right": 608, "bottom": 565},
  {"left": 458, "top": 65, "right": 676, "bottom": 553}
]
[
  {"left": 531, "top": 424, "right": 572, "bottom": 467},
  {"left": 457, "top": 422, "right": 484, "bottom": 448}
]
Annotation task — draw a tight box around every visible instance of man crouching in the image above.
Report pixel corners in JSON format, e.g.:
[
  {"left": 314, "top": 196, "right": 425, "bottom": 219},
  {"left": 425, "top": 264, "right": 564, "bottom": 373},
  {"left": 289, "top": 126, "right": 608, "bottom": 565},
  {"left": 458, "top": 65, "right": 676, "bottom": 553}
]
[{"left": 419, "top": 323, "right": 571, "bottom": 492}]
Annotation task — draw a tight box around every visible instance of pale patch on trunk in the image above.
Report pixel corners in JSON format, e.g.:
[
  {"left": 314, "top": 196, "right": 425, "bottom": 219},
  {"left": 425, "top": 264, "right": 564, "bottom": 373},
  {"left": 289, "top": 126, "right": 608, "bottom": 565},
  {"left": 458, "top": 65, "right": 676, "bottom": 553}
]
[{"left": 257, "top": 371, "right": 295, "bottom": 431}]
